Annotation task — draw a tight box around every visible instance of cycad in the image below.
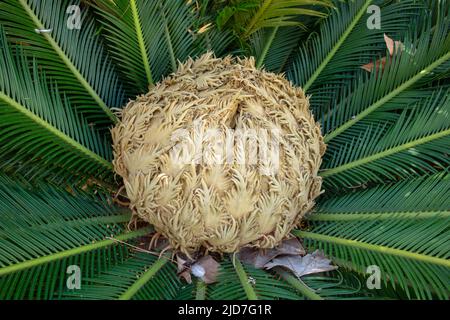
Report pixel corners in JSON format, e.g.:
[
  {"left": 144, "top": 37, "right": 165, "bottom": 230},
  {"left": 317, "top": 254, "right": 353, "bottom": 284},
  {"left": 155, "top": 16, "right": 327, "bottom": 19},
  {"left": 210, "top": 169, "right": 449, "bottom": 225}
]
[{"left": 0, "top": 0, "right": 449, "bottom": 300}]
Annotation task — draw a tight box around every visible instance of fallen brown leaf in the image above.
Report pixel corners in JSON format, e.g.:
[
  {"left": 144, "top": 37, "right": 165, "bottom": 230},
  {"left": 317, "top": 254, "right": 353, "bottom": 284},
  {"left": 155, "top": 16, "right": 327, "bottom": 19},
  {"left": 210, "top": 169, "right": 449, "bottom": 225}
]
[
  {"left": 384, "top": 33, "right": 404, "bottom": 56},
  {"left": 238, "top": 238, "right": 306, "bottom": 268},
  {"left": 361, "top": 34, "right": 404, "bottom": 73},
  {"left": 264, "top": 249, "right": 337, "bottom": 277},
  {"left": 176, "top": 255, "right": 192, "bottom": 284},
  {"left": 176, "top": 254, "right": 220, "bottom": 284}
]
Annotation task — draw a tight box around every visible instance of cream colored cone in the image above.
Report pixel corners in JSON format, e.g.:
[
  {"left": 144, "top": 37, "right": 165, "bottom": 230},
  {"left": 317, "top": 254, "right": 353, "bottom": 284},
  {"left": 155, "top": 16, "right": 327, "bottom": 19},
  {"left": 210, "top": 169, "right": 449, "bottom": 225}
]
[{"left": 112, "top": 53, "right": 326, "bottom": 256}]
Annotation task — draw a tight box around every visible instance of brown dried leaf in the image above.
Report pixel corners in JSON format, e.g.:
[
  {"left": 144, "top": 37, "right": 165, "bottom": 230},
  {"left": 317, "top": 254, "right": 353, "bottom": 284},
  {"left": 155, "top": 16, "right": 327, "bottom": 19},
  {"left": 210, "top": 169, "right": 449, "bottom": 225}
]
[
  {"left": 264, "top": 250, "right": 337, "bottom": 277},
  {"left": 384, "top": 33, "right": 404, "bottom": 56},
  {"left": 179, "top": 270, "right": 192, "bottom": 284},
  {"left": 361, "top": 57, "right": 387, "bottom": 73},
  {"left": 238, "top": 238, "right": 305, "bottom": 268},
  {"left": 176, "top": 255, "right": 192, "bottom": 284},
  {"left": 361, "top": 34, "right": 404, "bottom": 73}
]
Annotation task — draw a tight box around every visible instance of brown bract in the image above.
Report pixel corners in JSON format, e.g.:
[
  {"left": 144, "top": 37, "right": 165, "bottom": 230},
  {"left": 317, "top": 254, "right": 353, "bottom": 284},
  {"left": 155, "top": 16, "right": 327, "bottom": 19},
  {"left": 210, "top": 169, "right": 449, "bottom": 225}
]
[{"left": 112, "top": 53, "right": 325, "bottom": 257}]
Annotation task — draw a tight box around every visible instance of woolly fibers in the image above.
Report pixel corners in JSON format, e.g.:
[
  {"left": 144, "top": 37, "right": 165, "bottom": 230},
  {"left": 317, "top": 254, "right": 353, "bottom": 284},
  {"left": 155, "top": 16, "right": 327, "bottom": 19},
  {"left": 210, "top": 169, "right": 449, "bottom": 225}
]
[{"left": 112, "top": 53, "right": 325, "bottom": 255}]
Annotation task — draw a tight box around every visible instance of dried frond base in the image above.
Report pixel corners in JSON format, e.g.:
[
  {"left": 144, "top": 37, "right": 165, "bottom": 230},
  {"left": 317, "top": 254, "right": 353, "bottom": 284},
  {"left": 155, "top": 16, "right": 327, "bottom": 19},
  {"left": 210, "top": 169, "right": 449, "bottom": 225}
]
[{"left": 112, "top": 53, "right": 326, "bottom": 256}]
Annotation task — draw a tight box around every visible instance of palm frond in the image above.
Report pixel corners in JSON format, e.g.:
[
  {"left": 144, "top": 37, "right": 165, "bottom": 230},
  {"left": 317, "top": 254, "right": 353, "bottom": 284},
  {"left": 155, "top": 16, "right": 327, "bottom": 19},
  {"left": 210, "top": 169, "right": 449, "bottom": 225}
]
[
  {"left": 89, "top": 0, "right": 231, "bottom": 96},
  {"left": 63, "top": 253, "right": 179, "bottom": 300},
  {"left": 0, "top": 0, "right": 125, "bottom": 124},
  {"left": 0, "top": 175, "right": 133, "bottom": 275},
  {"left": 0, "top": 247, "right": 130, "bottom": 299},
  {"left": 277, "top": 268, "right": 367, "bottom": 300},
  {"left": 187, "top": 257, "right": 365, "bottom": 300},
  {"left": 322, "top": 19, "right": 450, "bottom": 142},
  {"left": 251, "top": 25, "right": 306, "bottom": 71},
  {"left": 0, "top": 28, "right": 114, "bottom": 184},
  {"left": 0, "top": 0, "right": 448, "bottom": 302},
  {"left": 0, "top": 175, "right": 150, "bottom": 299},
  {"left": 298, "top": 174, "right": 450, "bottom": 299},
  {"left": 242, "top": 0, "right": 331, "bottom": 39},
  {"left": 287, "top": 0, "right": 427, "bottom": 115},
  {"left": 311, "top": 172, "right": 450, "bottom": 218},
  {"left": 321, "top": 89, "right": 450, "bottom": 189}
]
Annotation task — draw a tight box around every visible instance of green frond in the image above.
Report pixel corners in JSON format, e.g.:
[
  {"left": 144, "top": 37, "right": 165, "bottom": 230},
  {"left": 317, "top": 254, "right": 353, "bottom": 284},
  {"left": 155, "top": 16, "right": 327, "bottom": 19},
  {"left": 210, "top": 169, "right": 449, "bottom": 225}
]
[
  {"left": 298, "top": 174, "right": 450, "bottom": 299},
  {"left": 232, "top": 255, "right": 259, "bottom": 300},
  {"left": 243, "top": 0, "right": 331, "bottom": 39},
  {"left": 195, "top": 280, "right": 207, "bottom": 300},
  {"left": 0, "top": 176, "right": 136, "bottom": 275},
  {"left": 322, "top": 20, "right": 450, "bottom": 141},
  {"left": 0, "top": 0, "right": 125, "bottom": 124},
  {"left": 311, "top": 173, "right": 450, "bottom": 220},
  {"left": 0, "top": 247, "right": 130, "bottom": 299},
  {"left": 0, "top": 29, "right": 114, "bottom": 183},
  {"left": 276, "top": 269, "right": 323, "bottom": 300},
  {"left": 0, "top": 175, "right": 152, "bottom": 299},
  {"left": 277, "top": 268, "right": 367, "bottom": 300},
  {"left": 195, "top": 257, "right": 364, "bottom": 300},
  {"left": 252, "top": 25, "right": 306, "bottom": 71},
  {"left": 321, "top": 90, "right": 450, "bottom": 188},
  {"left": 208, "top": 258, "right": 300, "bottom": 300},
  {"left": 0, "top": 0, "right": 448, "bottom": 301},
  {"left": 62, "top": 253, "right": 178, "bottom": 300},
  {"left": 90, "top": 0, "right": 226, "bottom": 95},
  {"left": 119, "top": 254, "right": 171, "bottom": 300},
  {"left": 287, "top": 0, "right": 427, "bottom": 115}
]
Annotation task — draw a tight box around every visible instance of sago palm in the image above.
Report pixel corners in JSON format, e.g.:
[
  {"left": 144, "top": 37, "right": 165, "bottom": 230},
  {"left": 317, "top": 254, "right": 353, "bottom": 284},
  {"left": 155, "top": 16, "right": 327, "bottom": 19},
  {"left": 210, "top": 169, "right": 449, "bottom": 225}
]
[{"left": 0, "top": 0, "right": 449, "bottom": 300}]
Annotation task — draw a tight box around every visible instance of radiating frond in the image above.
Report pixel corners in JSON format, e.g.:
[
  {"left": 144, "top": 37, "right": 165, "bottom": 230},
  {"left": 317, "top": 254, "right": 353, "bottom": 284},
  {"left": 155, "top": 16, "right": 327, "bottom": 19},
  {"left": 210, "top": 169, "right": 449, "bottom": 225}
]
[
  {"left": 0, "top": 175, "right": 149, "bottom": 299},
  {"left": 200, "top": 257, "right": 364, "bottom": 300},
  {"left": 287, "top": 0, "right": 427, "bottom": 116},
  {"left": 242, "top": 0, "right": 331, "bottom": 39},
  {"left": 312, "top": 173, "right": 450, "bottom": 218},
  {"left": 63, "top": 253, "right": 179, "bottom": 300},
  {"left": 0, "top": 0, "right": 448, "bottom": 302},
  {"left": 251, "top": 25, "right": 306, "bottom": 71},
  {"left": 299, "top": 174, "right": 450, "bottom": 299},
  {"left": 89, "top": 0, "right": 232, "bottom": 96},
  {"left": 0, "top": 0, "right": 125, "bottom": 124},
  {"left": 322, "top": 19, "right": 450, "bottom": 141},
  {"left": 321, "top": 89, "right": 450, "bottom": 189},
  {"left": 0, "top": 28, "right": 114, "bottom": 183}
]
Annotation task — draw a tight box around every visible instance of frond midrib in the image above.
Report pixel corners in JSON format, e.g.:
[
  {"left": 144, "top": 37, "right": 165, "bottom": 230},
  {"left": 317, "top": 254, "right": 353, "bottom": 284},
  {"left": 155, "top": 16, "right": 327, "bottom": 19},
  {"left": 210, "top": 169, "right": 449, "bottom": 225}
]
[
  {"left": 256, "top": 26, "right": 279, "bottom": 69},
  {"left": 158, "top": 0, "right": 177, "bottom": 72},
  {"left": 321, "top": 128, "right": 450, "bottom": 177},
  {"left": 195, "top": 280, "right": 207, "bottom": 300},
  {"left": 18, "top": 0, "right": 117, "bottom": 123},
  {"left": 294, "top": 230, "right": 450, "bottom": 267},
  {"left": 0, "top": 92, "right": 113, "bottom": 172},
  {"left": 232, "top": 255, "right": 258, "bottom": 300},
  {"left": 303, "top": 0, "right": 372, "bottom": 91},
  {"left": 324, "top": 51, "right": 450, "bottom": 142},
  {"left": 130, "top": 0, "right": 153, "bottom": 85},
  {"left": 0, "top": 213, "right": 131, "bottom": 238},
  {"left": 276, "top": 268, "right": 324, "bottom": 300},
  {"left": 308, "top": 211, "right": 450, "bottom": 221},
  {"left": 244, "top": 0, "right": 274, "bottom": 39},
  {"left": 0, "top": 227, "right": 151, "bottom": 277},
  {"left": 118, "top": 255, "right": 169, "bottom": 300}
]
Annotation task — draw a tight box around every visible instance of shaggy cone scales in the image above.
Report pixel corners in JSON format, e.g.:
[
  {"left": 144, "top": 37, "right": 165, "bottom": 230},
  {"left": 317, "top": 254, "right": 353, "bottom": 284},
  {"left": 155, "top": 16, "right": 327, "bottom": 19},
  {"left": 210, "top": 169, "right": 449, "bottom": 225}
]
[{"left": 112, "top": 53, "right": 326, "bottom": 256}]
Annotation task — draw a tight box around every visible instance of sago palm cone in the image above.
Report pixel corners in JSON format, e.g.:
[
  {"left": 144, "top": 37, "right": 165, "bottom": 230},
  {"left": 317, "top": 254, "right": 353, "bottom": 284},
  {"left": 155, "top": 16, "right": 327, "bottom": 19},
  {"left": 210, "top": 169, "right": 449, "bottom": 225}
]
[{"left": 112, "top": 53, "right": 326, "bottom": 256}]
